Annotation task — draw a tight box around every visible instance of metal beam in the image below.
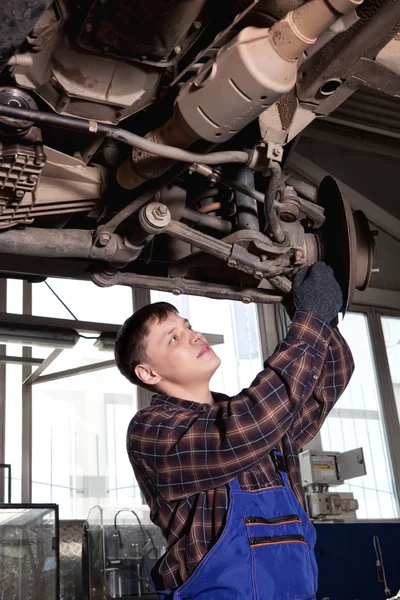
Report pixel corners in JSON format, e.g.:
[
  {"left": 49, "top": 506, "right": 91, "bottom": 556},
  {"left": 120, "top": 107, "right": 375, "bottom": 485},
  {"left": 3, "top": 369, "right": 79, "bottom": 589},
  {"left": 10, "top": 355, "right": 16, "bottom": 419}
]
[
  {"left": 0, "top": 311, "right": 123, "bottom": 334},
  {"left": 367, "top": 309, "right": 400, "bottom": 513},
  {"left": 33, "top": 359, "right": 116, "bottom": 385},
  {"left": 23, "top": 349, "right": 64, "bottom": 386},
  {"left": 133, "top": 288, "right": 154, "bottom": 411},
  {"left": 0, "top": 280, "right": 6, "bottom": 503},
  {"left": 288, "top": 152, "right": 400, "bottom": 243},
  {"left": 0, "top": 355, "right": 44, "bottom": 366},
  {"left": 21, "top": 281, "right": 32, "bottom": 503},
  {"left": 351, "top": 288, "right": 400, "bottom": 313}
]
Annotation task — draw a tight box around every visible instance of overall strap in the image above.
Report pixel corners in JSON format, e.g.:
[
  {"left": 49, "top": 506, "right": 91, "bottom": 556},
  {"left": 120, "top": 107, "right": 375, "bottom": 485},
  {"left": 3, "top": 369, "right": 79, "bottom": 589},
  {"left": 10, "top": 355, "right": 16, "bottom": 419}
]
[
  {"left": 271, "top": 449, "right": 290, "bottom": 487},
  {"left": 228, "top": 477, "right": 241, "bottom": 491}
]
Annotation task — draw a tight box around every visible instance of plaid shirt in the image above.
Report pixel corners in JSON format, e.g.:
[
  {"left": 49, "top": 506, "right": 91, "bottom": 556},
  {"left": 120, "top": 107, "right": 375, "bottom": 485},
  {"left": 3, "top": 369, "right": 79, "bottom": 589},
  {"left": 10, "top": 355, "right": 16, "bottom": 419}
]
[{"left": 127, "top": 310, "right": 354, "bottom": 591}]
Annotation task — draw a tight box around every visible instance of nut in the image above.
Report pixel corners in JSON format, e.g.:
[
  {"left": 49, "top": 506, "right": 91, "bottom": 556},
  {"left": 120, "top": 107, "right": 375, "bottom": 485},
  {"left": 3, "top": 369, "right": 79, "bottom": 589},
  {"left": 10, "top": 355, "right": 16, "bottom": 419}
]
[
  {"left": 208, "top": 174, "right": 219, "bottom": 185},
  {"left": 172, "top": 288, "right": 182, "bottom": 296},
  {"left": 254, "top": 271, "right": 264, "bottom": 280},
  {"left": 15, "top": 190, "right": 25, "bottom": 198},
  {"left": 193, "top": 21, "right": 202, "bottom": 30},
  {"left": 293, "top": 249, "right": 305, "bottom": 264},
  {"left": 98, "top": 232, "right": 111, "bottom": 247},
  {"left": 241, "top": 296, "right": 252, "bottom": 304},
  {"left": 151, "top": 204, "right": 168, "bottom": 220},
  {"left": 227, "top": 259, "right": 237, "bottom": 268},
  {"left": 174, "top": 46, "right": 182, "bottom": 55}
]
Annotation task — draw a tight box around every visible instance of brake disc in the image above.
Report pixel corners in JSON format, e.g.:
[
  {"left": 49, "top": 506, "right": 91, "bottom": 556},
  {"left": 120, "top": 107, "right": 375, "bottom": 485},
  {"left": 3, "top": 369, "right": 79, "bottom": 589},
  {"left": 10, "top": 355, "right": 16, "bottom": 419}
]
[{"left": 317, "top": 176, "right": 375, "bottom": 312}]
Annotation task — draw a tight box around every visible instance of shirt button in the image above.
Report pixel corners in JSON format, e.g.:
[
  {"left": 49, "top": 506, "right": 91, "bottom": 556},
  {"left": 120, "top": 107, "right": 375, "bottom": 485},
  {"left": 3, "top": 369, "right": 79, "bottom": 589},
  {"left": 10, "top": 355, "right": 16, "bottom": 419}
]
[{"left": 313, "top": 374, "right": 318, "bottom": 380}]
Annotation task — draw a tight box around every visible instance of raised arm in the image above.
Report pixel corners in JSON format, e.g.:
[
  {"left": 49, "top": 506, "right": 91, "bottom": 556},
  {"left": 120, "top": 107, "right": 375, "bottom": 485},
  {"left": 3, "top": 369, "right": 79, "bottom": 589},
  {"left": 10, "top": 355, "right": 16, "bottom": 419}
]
[
  {"left": 128, "top": 262, "right": 343, "bottom": 501},
  {"left": 289, "top": 325, "right": 354, "bottom": 450}
]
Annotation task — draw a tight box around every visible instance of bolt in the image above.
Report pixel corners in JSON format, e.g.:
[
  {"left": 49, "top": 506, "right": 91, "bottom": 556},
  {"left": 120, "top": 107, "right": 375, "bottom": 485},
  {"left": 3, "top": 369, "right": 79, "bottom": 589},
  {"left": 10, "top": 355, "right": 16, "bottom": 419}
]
[
  {"left": 172, "top": 288, "right": 182, "bottom": 296},
  {"left": 85, "top": 22, "right": 93, "bottom": 33},
  {"left": 227, "top": 259, "right": 237, "bottom": 268},
  {"left": 151, "top": 204, "right": 168, "bottom": 221},
  {"left": 15, "top": 190, "right": 24, "bottom": 198},
  {"left": 193, "top": 21, "right": 202, "bottom": 30},
  {"left": 208, "top": 174, "right": 218, "bottom": 185},
  {"left": 294, "top": 249, "right": 304, "bottom": 264},
  {"left": 260, "top": 254, "right": 268, "bottom": 262},
  {"left": 254, "top": 271, "right": 264, "bottom": 280},
  {"left": 98, "top": 232, "right": 111, "bottom": 247},
  {"left": 241, "top": 296, "right": 252, "bottom": 304},
  {"left": 174, "top": 45, "right": 182, "bottom": 55}
]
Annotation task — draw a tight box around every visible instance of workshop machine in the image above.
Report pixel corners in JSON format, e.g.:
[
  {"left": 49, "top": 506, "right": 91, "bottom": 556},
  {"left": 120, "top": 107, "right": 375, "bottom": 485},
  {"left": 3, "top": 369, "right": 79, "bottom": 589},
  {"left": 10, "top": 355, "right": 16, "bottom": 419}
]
[
  {"left": 299, "top": 447, "right": 366, "bottom": 521},
  {"left": 0, "top": 0, "right": 396, "bottom": 303}
]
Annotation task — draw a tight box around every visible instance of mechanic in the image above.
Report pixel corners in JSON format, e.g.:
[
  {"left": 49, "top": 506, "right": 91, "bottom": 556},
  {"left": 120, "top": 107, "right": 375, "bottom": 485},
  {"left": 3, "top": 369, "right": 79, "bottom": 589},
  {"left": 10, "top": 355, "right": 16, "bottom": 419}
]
[{"left": 114, "top": 261, "right": 354, "bottom": 600}]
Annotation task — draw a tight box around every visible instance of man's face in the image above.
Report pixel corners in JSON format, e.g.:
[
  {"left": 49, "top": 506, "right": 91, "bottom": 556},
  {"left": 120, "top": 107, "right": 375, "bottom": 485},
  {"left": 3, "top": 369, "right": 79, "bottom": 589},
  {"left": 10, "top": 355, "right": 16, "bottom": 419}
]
[{"left": 139, "top": 312, "right": 221, "bottom": 389}]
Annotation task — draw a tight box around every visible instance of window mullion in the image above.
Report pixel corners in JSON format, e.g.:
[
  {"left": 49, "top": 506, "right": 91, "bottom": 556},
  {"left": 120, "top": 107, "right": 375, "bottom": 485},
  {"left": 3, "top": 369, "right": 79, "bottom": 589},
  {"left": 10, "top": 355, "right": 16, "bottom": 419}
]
[{"left": 367, "top": 308, "right": 400, "bottom": 510}]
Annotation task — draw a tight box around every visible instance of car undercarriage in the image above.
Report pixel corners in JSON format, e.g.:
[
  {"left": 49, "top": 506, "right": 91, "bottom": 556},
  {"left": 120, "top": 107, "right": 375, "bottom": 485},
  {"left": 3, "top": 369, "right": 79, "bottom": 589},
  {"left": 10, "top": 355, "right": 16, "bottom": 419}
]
[{"left": 0, "top": 0, "right": 398, "bottom": 306}]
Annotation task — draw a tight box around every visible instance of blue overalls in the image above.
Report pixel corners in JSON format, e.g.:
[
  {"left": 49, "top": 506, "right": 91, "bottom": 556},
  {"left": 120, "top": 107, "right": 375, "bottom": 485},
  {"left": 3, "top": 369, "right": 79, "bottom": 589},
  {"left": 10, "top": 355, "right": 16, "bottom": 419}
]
[{"left": 152, "top": 451, "right": 318, "bottom": 600}]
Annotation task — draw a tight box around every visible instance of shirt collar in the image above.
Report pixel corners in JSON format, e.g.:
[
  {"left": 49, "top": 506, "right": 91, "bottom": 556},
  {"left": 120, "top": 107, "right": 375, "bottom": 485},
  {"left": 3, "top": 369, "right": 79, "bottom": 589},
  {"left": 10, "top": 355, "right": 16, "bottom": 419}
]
[{"left": 151, "top": 391, "right": 229, "bottom": 410}]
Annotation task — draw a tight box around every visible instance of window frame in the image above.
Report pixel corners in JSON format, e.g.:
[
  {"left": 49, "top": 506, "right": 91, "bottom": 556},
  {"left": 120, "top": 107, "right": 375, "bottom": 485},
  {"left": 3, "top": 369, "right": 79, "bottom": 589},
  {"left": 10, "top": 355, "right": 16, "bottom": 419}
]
[{"left": 0, "top": 279, "right": 399, "bottom": 520}]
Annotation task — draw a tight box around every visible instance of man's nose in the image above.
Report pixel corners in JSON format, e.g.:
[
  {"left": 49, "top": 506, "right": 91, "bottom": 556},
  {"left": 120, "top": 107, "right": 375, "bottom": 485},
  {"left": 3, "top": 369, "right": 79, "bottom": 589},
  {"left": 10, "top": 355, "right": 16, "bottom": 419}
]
[{"left": 189, "top": 329, "right": 203, "bottom": 345}]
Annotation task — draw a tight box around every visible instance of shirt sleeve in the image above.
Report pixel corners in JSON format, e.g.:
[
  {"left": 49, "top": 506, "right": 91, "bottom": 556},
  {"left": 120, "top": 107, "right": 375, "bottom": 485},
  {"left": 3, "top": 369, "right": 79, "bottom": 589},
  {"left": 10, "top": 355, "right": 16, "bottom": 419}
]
[
  {"left": 127, "top": 311, "right": 333, "bottom": 501},
  {"left": 289, "top": 325, "right": 355, "bottom": 451}
]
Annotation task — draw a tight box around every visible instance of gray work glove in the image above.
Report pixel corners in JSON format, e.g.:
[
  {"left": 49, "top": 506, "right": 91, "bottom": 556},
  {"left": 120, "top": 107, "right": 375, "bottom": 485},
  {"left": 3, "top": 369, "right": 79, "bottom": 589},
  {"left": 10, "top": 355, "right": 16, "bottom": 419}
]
[{"left": 292, "top": 262, "right": 343, "bottom": 324}]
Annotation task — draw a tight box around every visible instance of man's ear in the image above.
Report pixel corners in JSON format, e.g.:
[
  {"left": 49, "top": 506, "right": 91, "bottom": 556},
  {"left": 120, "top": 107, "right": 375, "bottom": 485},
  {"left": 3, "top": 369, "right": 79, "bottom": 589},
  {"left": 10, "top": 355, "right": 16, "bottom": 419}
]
[{"left": 135, "top": 363, "right": 161, "bottom": 387}]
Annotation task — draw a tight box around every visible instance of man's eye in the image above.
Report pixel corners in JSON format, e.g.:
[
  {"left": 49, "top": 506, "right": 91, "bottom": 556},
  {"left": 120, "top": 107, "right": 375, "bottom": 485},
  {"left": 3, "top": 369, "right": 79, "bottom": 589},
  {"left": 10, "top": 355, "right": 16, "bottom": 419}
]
[
  {"left": 188, "top": 325, "right": 193, "bottom": 330},
  {"left": 171, "top": 335, "right": 177, "bottom": 343}
]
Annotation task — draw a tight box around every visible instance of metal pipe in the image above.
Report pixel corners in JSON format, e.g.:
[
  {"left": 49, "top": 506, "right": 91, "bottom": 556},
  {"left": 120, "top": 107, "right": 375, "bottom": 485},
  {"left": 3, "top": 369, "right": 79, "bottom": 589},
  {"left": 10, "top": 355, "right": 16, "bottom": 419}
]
[
  {"left": 271, "top": 0, "right": 363, "bottom": 61},
  {"left": 286, "top": 176, "right": 318, "bottom": 203},
  {"left": 181, "top": 207, "right": 232, "bottom": 233},
  {"left": 264, "top": 162, "right": 285, "bottom": 243},
  {"left": 235, "top": 168, "right": 259, "bottom": 230},
  {"left": 0, "top": 104, "right": 250, "bottom": 165}
]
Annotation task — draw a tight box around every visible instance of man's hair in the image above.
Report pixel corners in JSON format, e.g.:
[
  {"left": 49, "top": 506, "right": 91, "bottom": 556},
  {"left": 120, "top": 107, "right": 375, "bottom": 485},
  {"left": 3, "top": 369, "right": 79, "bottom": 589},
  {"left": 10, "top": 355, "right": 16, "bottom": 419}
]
[{"left": 114, "top": 301, "right": 178, "bottom": 391}]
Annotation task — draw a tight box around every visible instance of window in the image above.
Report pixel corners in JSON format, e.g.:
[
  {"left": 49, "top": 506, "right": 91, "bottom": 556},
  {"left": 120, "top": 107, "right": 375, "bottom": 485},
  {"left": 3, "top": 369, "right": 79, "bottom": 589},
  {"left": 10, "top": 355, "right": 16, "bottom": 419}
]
[
  {"left": 150, "top": 292, "right": 263, "bottom": 396},
  {"left": 320, "top": 313, "right": 398, "bottom": 519},
  {"left": 4, "top": 280, "right": 24, "bottom": 502},
  {"left": 30, "top": 280, "right": 138, "bottom": 519},
  {"left": 381, "top": 316, "right": 400, "bottom": 421}
]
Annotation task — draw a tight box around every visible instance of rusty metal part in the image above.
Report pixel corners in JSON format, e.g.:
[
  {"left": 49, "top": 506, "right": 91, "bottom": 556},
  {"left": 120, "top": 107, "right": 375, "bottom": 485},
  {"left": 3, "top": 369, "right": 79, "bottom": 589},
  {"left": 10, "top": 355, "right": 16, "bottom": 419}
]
[
  {"left": 0, "top": 0, "right": 51, "bottom": 73},
  {"left": 90, "top": 268, "right": 283, "bottom": 304},
  {"left": 181, "top": 207, "right": 232, "bottom": 233},
  {"left": 116, "top": 111, "right": 197, "bottom": 188},
  {"left": 264, "top": 161, "right": 285, "bottom": 243},
  {"left": 78, "top": 0, "right": 208, "bottom": 67},
  {"left": 170, "top": 0, "right": 259, "bottom": 87},
  {"left": 0, "top": 87, "right": 39, "bottom": 133},
  {"left": 236, "top": 168, "right": 259, "bottom": 231},
  {"left": 0, "top": 226, "right": 151, "bottom": 267},
  {"left": 0, "top": 104, "right": 250, "bottom": 165},
  {"left": 298, "top": 0, "right": 400, "bottom": 104},
  {"left": 317, "top": 176, "right": 375, "bottom": 311},
  {"left": 270, "top": 0, "right": 362, "bottom": 62},
  {"left": 139, "top": 202, "right": 172, "bottom": 232},
  {"left": 198, "top": 202, "right": 221, "bottom": 213},
  {"left": 118, "top": 0, "right": 361, "bottom": 190},
  {"left": 0, "top": 144, "right": 104, "bottom": 229}
]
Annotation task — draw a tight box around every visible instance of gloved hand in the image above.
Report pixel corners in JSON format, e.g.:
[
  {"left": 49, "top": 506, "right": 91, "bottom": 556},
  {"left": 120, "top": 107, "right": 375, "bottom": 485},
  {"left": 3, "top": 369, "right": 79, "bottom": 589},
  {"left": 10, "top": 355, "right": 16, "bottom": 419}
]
[{"left": 292, "top": 262, "right": 343, "bottom": 323}]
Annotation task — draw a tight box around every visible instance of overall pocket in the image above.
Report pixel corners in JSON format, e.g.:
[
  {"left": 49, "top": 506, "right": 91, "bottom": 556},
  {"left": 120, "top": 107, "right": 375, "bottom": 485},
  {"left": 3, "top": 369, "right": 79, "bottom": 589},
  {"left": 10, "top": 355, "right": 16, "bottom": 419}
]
[{"left": 245, "top": 515, "right": 315, "bottom": 600}]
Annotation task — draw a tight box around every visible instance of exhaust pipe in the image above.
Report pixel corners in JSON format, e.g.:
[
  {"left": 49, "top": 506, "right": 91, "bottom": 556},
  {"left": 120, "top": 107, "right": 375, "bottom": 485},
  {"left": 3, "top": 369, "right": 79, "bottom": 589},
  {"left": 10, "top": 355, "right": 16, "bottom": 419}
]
[{"left": 117, "top": 0, "right": 363, "bottom": 190}]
